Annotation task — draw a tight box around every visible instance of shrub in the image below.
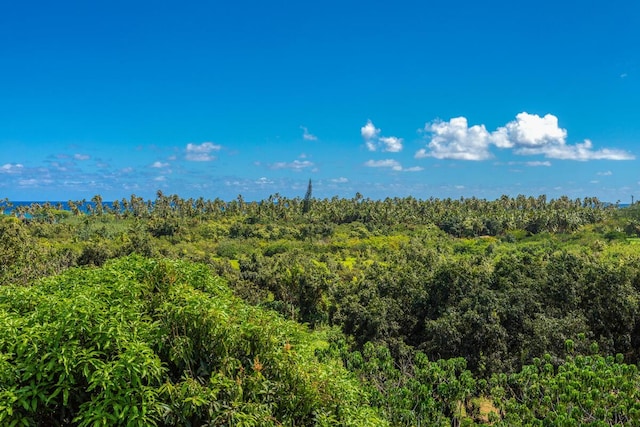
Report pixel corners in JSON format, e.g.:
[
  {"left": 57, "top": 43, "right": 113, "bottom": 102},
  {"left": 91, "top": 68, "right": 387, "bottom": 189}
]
[{"left": 0, "top": 256, "right": 386, "bottom": 426}]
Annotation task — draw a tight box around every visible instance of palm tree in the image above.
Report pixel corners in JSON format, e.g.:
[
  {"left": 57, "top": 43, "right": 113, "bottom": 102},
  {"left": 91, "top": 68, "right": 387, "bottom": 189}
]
[{"left": 91, "top": 195, "right": 103, "bottom": 216}]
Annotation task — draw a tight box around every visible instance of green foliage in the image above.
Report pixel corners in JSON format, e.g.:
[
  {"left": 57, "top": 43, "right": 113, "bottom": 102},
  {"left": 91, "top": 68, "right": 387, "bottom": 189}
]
[
  {"left": 302, "top": 179, "right": 313, "bottom": 214},
  {"left": 5, "top": 193, "right": 640, "bottom": 425},
  {"left": 0, "top": 257, "right": 386, "bottom": 426},
  {"left": 0, "top": 217, "right": 32, "bottom": 284},
  {"left": 0, "top": 216, "right": 71, "bottom": 285},
  {"left": 492, "top": 349, "right": 640, "bottom": 425},
  {"left": 236, "top": 252, "right": 335, "bottom": 325},
  {"left": 322, "top": 339, "right": 477, "bottom": 426}
]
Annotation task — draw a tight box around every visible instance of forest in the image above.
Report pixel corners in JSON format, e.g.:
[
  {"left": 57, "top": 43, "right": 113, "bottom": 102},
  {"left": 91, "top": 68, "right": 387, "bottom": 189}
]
[{"left": 2, "top": 192, "right": 640, "bottom": 426}]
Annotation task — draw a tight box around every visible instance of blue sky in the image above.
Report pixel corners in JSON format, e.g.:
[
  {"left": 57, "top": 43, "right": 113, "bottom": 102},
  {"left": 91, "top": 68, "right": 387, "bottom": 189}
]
[{"left": 1, "top": 1, "right": 639, "bottom": 202}]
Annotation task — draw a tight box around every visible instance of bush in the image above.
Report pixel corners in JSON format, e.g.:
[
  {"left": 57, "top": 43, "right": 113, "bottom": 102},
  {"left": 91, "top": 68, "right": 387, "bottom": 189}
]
[{"left": 0, "top": 256, "right": 386, "bottom": 426}]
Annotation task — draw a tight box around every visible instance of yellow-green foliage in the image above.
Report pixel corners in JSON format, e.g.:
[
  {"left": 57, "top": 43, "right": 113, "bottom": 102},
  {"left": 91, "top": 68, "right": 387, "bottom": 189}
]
[{"left": 0, "top": 256, "right": 387, "bottom": 426}]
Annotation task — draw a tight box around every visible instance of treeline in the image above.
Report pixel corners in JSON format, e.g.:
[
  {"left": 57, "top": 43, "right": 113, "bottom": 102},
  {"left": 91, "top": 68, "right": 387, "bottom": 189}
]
[
  {"left": 2, "top": 192, "right": 621, "bottom": 235},
  {"left": 2, "top": 193, "right": 640, "bottom": 424}
]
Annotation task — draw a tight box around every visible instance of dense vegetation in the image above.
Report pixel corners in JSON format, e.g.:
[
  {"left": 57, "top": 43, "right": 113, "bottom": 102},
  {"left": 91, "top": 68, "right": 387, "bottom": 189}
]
[
  {"left": 2, "top": 193, "right": 640, "bottom": 425},
  {"left": 0, "top": 256, "right": 385, "bottom": 426}
]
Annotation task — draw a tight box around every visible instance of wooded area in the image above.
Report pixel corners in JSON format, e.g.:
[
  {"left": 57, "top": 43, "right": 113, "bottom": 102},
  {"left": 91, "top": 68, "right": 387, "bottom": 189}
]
[{"left": 2, "top": 193, "right": 640, "bottom": 425}]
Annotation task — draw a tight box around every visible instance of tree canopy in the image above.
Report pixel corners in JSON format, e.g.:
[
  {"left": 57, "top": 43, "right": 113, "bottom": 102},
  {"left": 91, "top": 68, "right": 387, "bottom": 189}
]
[{"left": 2, "top": 193, "right": 640, "bottom": 425}]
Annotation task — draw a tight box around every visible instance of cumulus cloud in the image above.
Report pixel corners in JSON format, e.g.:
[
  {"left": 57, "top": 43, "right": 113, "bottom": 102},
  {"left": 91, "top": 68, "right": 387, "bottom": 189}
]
[
  {"left": 74, "top": 153, "right": 90, "bottom": 161},
  {"left": 598, "top": 171, "right": 613, "bottom": 176},
  {"left": 301, "top": 126, "right": 318, "bottom": 141},
  {"left": 151, "top": 161, "right": 169, "bottom": 168},
  {"left": 495, "top": 113, "right": 633, "bottom": 160},
  {"left": 331, "top": 177, "right": 349, "bottom": 183},
  {"left": 493, "top": 113, "right": 567, "bottom": 148},
  {"left": 270, "top": 160, "right": 314, "bottom": 171},
  {"left": 186, "top": 142, "right": 221, "bottom": 161},
  {"left": 416, "top": 117, "right": 493, "bottom": 160},
  {"left": 379, "top": 136, "right": 403, "bottom": 152},
  {"left": 416, "top": 112, "right": 634, "bottom": 161},
  {"left": 361, "top": 120, "right": 403, "bottom": 152},
  {"left": 364, "top": 159, "right": 423, "bottom": 172},
  {"left": 361, "top": 120, "right": 380, "bottom": 141}
]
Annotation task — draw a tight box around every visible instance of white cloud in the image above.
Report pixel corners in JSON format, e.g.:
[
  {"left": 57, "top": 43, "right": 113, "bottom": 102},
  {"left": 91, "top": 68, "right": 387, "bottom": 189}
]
[
  {"left": 270, "top": 160, "right": 314, "bottom": 171},
  {"left": 17, "top": 177, "right": 53, "bottom": 187},
  {"left": 379, "top": 136, "right": 403, "bottom": 152},
  {"left": 416, "top": 117, "right": 493, "bottom": 160},
  {"left": 416, "top": 112, "right": 634, "bottom": 161},
  {"left": 301, "top": 126, "right": 318, "bottom": 141},
  {"left": 364, "top": 159, "right": 422, "bottom": 172},
  {"left": 255, "top": 177, "right": 274, "bottom": 185},
  {"left": 494, "top": 113, "right": 567, "bottom": 148},
  {"left": 74, "top": 153, "right": 90, "bottom": 161},
  {"left": 361, "top": 120, "right": 403, "bottom": 152},
  {"left": 151, "top": 161, "right": 169, "bottom": 168},
  {"left": 365, "top": 140, "right": 377, "bottom": 151},
  {"left": 598, "top": 171, "right": 613, "bottom": 176},
  {"left": 186, "top": 142, "right": 221, "bottom": 161},
  {"left": 499, "top": 113, "right": 633, "bottom": 160},
  {"left": 516, "top": 139, "right": 634, "bottom": 161},
  {"left": 154, "top": 176, "right": 166, "bottom": 182},
  {"left": 361, "top": 120, "right": 380, "bottom": 141},
  {"left": 49, "top": 162, "right": 67, "bottom": 171},
  {"left": 403, "top": 166, "right": 424, "bottom": 172},
  {"left": 506, "top": 161, "right": 552, "bottom": 167},
  {"left": 0, "top": 163, "right": 24, "bottom": 174},
  {"left": 525, "top": 161, "right": 552, "bottom": 167},
  {"left": 365, "top": 159, "right": 402, "bottom": 170},
  {"left": 331, "top": 177, "right": 349, "bottom": 183}
]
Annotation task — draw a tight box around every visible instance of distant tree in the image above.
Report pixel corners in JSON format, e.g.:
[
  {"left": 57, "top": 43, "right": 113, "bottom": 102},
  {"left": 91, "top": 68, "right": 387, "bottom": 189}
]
[
  {"left": 302, "top": 179, "right": 313, "bottom": 214},
  {"left": 0, "top": 217, "right": 31, "bottom": 284},
  {"left": 0, "top": 198, "right": 12, "bottom": 215},
  {"left": 91, "top": 194, "right": 104, "bottom": 216}
]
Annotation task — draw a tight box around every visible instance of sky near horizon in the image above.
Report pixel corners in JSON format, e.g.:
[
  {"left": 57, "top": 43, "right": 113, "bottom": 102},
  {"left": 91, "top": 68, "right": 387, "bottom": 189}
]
[{"left": 1, "top": 1, "right": 639, "bottom": 202}]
